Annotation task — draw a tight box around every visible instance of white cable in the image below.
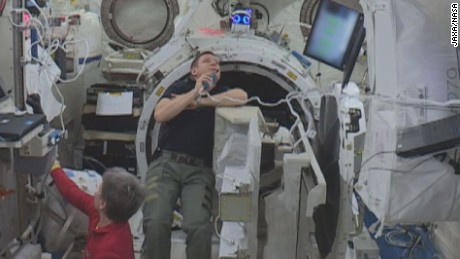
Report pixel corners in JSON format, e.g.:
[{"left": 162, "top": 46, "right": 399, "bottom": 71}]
[
  {"left": 41, "top": 65, "right": 66, "bottom": 133},
  {"left": 58, "top": 37, "right": 89, "bottom": 83},
  {"left": 9, "top": 9, "right": 45, "bottom": 32},
  {"left": 384, "top": 228, "right": 415, "bottom": 248},
  {"left": 9, "top": 7, "right": 59, "bottom": 67},
  {"left": 103, "top": 48, "right": 124, "bottom": 60},
  {"left": 28, "top": 0, "right": 52, "bottom": 49},
  {"left": 9, "top": 10, "right": 47, "bottom": 64},
  {"left": 214, "top": 215, "right": 222, "bottom": 238},
  {"left": 27, "top": 27, "right": 54, "bottom": 64},
  {"left": 203, "top": 90, "right": 303, "bottom": 108},
  {"left": 289, "top": 119, "right": 300, "bottom": 136},
  {"left": 297, "top": 96, "right": 317, "bottom": 138},
  {"left": 8, "top": 9, "right": 66, "bottom": 132},
  {"left": 370, "top": 94, "right": 460, "bottom": 109},
  {"left": 214, "top": 211, "right": 236, "bottom": 246},
  {"left": 136, "top": 66, "right": 147, "bottom": 86},
  {"left": 216, "top": 173, "right": 238, "bottom": 184},
  {"left": 54, "top": 80, "right": 66, "bottom": 134},
  {"left": 203, "top": 90, "right": 308, "bottom": 139},
  {"left": 104, "top": 37, "right": 130, "bottom": 49},
  {"left": 35, "top": 36, "right": 90, "bottom": 84},
  {"left": 203, "top": 89, "right": 318, "bottom": 146},
  {"left": 10, "top": 7, "right": 88, "bottom": 133},
  {"left": 11, "top": 4, "right": 89, "bottom": 84},
  {"left": 268, "top": 22, "right": 312, "bottom": 30},
  {"left": 281, "top": 92, "right": 304, "bottom": 136},
  {"left": 292, "top": 128, "right": 311, "bottom": 148}
]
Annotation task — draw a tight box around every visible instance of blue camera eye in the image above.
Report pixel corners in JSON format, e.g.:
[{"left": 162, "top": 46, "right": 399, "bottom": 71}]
[
  {"left": 232, "top": 14, "right": 241, "bottom": 24},
  {"left": 242, "top": 16, "right": 250, "bottom": 25}
]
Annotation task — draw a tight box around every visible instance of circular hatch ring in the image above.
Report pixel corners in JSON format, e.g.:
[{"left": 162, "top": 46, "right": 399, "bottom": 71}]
[
  {"left": 299, "top": 0, "right": 319, "bottom": 39},
  {"left": 100, "top": 0, "right": 178, "bottom": 50}
]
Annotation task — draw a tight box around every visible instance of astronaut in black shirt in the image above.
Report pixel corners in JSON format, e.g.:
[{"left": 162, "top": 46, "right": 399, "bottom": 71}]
[{"left": 142, "top": 51, "right": 248, "bottom": 259}]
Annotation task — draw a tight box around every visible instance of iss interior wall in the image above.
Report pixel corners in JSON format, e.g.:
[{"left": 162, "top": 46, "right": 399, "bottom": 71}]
[
  {"left": 0, "top": 1, "right": 20, "bottom": 253},
  {"left": 0, "top": 150, "right": 20, "bottom": 254},
  {"left": 0, "top": 0, "right": 15, "bottom": 96},
  {"left": 434, "top": 222, "right": 460, "bottom": 259}
]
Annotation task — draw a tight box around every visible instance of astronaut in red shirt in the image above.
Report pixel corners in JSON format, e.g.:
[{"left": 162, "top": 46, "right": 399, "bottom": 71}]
[{"left": 50, "top": 161, "right": 147, "bottom": 259}]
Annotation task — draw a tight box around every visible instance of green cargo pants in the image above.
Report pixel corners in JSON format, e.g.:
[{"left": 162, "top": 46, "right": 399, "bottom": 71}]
[{"left": 142, "top": 155, "right": 215, "bottom": 259}]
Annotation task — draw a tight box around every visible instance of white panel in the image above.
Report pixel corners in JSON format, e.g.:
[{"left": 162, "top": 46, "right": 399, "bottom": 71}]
[
  {"left": 0, "top": 0, "right": 16, "bottom": 95},
  {"left": 0, "top": 151, "right": 20, "bottom": 253},
  {"left": 434, "top": 222, "right": 460, "bottom": 259}
]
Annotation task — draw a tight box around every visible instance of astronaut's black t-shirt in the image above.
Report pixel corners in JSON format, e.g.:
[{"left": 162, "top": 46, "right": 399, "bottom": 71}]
[{"left": 157, "top": 77, "right": 228, "bottom": 168}]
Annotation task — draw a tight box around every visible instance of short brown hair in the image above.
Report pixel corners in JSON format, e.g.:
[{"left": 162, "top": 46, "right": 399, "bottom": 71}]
[
  {"left": 190, "top": 50, "right": 217, "bottom": 69},
  {"left": 101, "top": 167, "right": 147, "bottom": 222}
]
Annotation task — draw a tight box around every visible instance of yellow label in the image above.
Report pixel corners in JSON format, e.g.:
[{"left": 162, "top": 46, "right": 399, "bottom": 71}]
[
  {"left": 124, "top": 52, "right": 141, "bottom": 60},
  {"left": 108, "top": 92, "right": 123, "bottom": 96},
  {"left": 155, "top": 86, "right": 165, "bottom": 96},
  {"left": 70, "top": 0, "right": 78, "bottom": 7},
  {"left": 287, "top": 71, "right": 297, "bottom": 81}
]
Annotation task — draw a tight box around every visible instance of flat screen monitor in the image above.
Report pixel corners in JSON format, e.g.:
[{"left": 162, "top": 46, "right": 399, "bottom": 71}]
[
  {"left": 341, "top": 15, "right": 365, "bottom": 88},
  {"left": 303, "top": 0, "right": 361, "bottom": 70}
]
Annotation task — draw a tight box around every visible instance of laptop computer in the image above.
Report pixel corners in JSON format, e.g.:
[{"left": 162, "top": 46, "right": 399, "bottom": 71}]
[{"left": 0, "top": 113, "right": 46, "bottom": 141}]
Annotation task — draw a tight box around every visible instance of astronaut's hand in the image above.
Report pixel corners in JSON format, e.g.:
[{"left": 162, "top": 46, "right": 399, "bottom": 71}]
[
  {"left": 51, "top": 160, "right": 61, "bottom": 171},
  {"left": 195, "top": 72, "right": 213, "bottom": 93}
]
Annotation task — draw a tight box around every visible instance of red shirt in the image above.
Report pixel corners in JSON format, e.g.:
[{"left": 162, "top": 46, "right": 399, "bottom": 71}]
[{"left": 51, "top": 168, "right": 135, "bottom": 259}]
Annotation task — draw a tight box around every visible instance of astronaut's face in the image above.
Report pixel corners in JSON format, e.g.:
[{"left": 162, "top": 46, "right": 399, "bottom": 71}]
[{"left": 191, "top": 53, "right": 221, "bottom": 82}]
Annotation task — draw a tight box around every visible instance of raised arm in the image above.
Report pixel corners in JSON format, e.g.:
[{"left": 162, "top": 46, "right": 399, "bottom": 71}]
[
  {"left": 50, "top": 163, "right": 95, "bottom": 216},
  {"left": 199, "top": 88, "right": 248, "bottom": 107},
  {"left": 154, "top": 74, "right": 215, "bottom": 123}
]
